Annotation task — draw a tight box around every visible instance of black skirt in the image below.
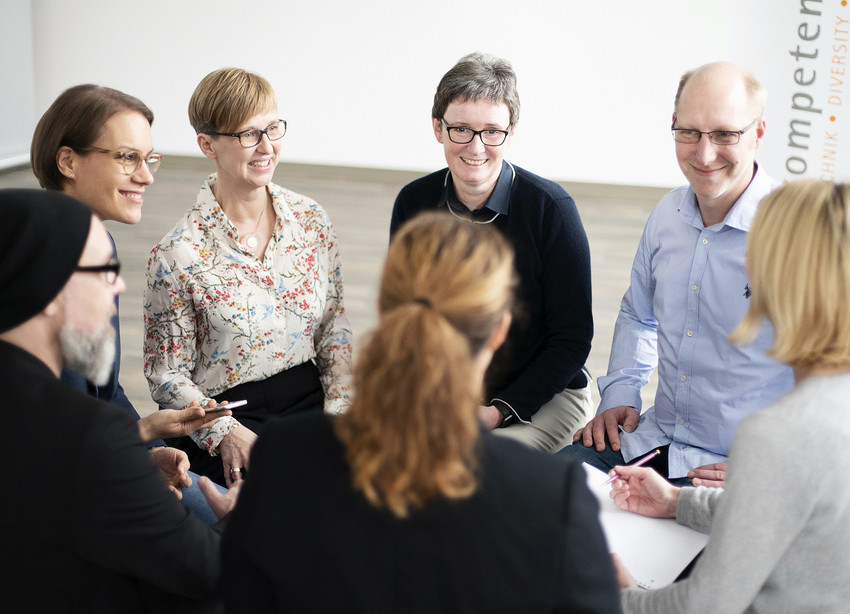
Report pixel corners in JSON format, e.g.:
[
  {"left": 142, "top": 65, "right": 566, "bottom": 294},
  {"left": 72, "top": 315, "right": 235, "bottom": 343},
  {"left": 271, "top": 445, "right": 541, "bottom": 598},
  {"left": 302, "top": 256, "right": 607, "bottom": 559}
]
[{"left": 168, "top": 361, "right": 324, "bottom": 486}]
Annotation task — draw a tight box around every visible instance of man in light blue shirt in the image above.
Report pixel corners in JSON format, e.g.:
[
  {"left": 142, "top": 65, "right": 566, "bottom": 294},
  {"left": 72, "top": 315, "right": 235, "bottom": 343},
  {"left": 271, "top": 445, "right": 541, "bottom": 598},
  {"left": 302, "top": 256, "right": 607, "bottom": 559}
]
[{"left": 559, "top": 62, "right": 793, "bottom": 487}]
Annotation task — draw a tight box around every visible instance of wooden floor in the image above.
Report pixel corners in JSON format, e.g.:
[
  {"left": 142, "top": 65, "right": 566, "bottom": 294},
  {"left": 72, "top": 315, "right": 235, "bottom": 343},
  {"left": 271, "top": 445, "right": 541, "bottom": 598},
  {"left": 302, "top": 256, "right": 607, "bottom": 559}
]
[{"left": 0, "top": 158, "right": 665, "bottom": 415}]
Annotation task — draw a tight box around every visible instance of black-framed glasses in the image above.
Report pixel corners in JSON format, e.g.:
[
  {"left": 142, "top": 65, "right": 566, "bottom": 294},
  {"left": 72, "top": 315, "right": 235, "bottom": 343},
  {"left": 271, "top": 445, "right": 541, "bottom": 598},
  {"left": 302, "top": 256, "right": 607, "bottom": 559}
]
[
  {"left": 441, "top": 120, "right": 510, "bottom": 147},
  {"left": 671, "top": 118, "right": 758, "bottom": 145},
  {"left": 77, "top": 147, "right": 162, "bottom": 175},
  {"left": 75, "top": 258, "right": 121, "bottom": 286},
  {"left": 204, "top": 119, "right": 287, "bottom": 148}
]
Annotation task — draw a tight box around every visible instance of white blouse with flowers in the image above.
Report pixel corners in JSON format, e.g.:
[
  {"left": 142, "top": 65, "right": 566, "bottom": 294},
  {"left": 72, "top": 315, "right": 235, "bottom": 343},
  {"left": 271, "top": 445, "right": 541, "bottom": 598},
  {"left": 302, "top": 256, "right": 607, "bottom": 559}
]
[{"left": 144, "top": 175, "right": 352, "bottom": 453}]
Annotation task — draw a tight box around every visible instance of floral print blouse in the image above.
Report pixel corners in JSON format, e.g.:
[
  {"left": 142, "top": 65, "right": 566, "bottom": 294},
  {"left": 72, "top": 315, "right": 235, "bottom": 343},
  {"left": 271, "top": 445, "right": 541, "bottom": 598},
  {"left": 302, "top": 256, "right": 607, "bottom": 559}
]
[{"left": 144, "top": 175, "right": 352, "bottom": 453}]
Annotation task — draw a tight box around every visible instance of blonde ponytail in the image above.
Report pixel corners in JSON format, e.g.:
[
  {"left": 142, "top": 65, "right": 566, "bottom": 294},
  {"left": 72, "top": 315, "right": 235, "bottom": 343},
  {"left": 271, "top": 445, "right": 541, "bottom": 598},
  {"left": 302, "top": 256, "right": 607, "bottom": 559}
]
[{"left": 335, "top": 212, "right": 515, "bottom": 518}]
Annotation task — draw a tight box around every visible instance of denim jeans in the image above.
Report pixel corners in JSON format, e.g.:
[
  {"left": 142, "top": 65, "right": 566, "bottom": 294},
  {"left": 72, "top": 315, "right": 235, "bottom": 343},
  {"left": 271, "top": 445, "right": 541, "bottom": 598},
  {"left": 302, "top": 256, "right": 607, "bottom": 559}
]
[{"left": 181, "top": 470, "right": 227, "bottom": 525}]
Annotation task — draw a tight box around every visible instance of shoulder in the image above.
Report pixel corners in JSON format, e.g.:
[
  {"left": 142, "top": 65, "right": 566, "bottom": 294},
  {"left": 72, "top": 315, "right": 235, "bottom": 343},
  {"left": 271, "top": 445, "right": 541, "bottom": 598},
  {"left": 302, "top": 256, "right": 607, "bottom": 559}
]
[
  {"left": 638, "top": 185, "right": 693, "bottom": 236},
  {"left": 478, "top": 434, "right": 591, "bottom": 507},
  {"left": 271, "top": 183, "right": 335, "bottom": 232},
  {"left": 741, "top": 375, "right": 850, "bottom": 449},
  {"left": 398, "top": 169, "right": 447, "bottom": 194},
  {"left": 509, "top": 165, "right": 581, "bottom": 225},
  {"left": 149, "top": 209, "right": 202, "bottom": 260},
  {"left": 394, "top": 169, "right": 448, "bottom": 208},
  {"left": 512, "top": 165, "right": 571, "bottom": 201},
  {"left": 651, "top": 184, "right": 692, "bottom": 215},
  {"left": 10, "top": 365, "right": 138, "bottom": 451}
]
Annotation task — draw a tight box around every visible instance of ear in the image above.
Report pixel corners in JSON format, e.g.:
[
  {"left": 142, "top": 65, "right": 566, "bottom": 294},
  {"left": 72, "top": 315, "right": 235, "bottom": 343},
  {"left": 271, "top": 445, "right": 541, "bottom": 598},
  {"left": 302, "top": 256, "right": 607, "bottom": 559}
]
[
  {"left": 504, "top": 123, "right": 517, "bottom": 148},
  {"left": 196, "top": 133, "right": 217, "bottom": 159},
  {"left": 41, "top": 289, "right": 66, "bottom": 321},
  {"left": 432, "top": 117, "right": 445, "bottom": 144},
  {"left": 753, "top": 118, "right": 766, "bottom": 150},
  {"left": 56, "top": 146, "right": 77, "bottom": 181},
  {"left": 486, "top": 311, "right": 512, "bottom": 352}
]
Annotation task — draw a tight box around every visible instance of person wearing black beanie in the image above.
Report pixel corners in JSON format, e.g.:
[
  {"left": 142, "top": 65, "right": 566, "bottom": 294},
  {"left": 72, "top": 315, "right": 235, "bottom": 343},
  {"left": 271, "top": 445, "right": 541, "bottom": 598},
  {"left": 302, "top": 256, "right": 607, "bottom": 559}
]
[
  {"left": 0, "top": 189, "right": 91, "bottom": 333},
  {"left": 0, "top": 188, "right": 238, "bottom": 612}
]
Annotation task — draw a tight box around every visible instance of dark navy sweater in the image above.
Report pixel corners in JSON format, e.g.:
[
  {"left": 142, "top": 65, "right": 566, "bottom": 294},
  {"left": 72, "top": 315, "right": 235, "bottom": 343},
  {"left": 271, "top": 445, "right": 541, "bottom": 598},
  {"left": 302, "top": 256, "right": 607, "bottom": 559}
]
[{"left": 391, "top": 162, "right": 592, "bottom": 420}]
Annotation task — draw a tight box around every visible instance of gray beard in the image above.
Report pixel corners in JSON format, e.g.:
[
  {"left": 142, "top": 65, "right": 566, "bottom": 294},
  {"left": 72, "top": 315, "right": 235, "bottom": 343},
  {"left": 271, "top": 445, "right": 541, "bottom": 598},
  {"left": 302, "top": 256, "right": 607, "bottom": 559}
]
[{"left": 59, "top": 320, "right": 116, "bottom": 387}]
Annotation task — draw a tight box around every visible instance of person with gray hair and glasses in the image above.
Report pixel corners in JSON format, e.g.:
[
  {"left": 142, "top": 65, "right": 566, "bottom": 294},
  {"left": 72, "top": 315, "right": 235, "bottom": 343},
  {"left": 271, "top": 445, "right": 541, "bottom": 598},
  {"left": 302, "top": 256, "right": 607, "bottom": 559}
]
[{"left": 391, "top": 52, "right": 594, "bottom": 453}]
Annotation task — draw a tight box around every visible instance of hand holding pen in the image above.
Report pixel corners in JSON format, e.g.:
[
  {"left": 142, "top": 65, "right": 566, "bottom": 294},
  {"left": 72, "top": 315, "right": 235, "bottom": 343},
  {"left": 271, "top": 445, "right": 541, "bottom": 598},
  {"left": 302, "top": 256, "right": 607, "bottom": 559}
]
[
  {"left": 607, "top": 449, "right": 680, "bottom": 519},
  {"left": 603, "top": 449, "right": 661, "bottom": 485}
]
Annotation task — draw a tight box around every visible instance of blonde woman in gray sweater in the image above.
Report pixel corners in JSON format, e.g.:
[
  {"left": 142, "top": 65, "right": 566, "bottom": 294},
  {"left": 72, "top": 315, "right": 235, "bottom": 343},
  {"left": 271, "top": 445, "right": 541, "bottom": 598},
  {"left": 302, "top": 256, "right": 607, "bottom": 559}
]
[{"left": 610, "top": 179, "right": 850, "bottom": 613}]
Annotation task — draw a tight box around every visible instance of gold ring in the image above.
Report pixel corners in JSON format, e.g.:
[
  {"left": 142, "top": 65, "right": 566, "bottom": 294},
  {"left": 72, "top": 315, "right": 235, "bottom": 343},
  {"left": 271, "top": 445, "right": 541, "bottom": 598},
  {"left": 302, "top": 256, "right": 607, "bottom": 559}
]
[{"left": 230, "top": 467, "right": 242, "bottom": 474}]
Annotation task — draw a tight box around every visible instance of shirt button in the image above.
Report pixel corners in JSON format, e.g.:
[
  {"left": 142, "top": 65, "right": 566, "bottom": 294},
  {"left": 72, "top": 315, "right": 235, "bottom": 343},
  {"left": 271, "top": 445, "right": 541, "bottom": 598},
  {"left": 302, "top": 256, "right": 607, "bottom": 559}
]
[
  {"left": 679, "top": 418, "right": 685, "bottom": 425},
  {"left": 680, "top": 375, "right": 687, "bottom": 381},
  {"left": 692, "top": 284, "right": 698, "bottom": 291},
  {"left": 702, "top": 238, "right": 709, "bottom": 244},
  {"left": 687, "top": 330, "right": 694, "bottom": 337}
]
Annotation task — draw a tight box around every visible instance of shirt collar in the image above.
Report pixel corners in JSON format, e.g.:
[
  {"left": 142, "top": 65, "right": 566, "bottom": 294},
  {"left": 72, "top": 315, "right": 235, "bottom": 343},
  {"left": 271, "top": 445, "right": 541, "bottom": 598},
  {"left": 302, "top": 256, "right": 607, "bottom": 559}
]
[
  {"left": 678, "top": 162, "right": 771, "bottom": 232},
  {"left": 442, "top": 160, "right": 514, "bottom": 220},
  {"left": 198, "top": 173, "right": 294, "bottom": 228}
]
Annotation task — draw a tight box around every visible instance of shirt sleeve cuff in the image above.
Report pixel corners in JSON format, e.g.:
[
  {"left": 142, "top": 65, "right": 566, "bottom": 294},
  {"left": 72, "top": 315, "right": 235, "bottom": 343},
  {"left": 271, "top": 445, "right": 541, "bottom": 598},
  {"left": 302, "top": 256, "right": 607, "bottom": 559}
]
[
  {"left": 189, "top": 415, "right": 239, "bottom": 456},
  {"left": 598, "top": 386, "right": 643, "bottom": 414},
  {"left": 324, "top": 396, "right": 350, "bottom": 416}
]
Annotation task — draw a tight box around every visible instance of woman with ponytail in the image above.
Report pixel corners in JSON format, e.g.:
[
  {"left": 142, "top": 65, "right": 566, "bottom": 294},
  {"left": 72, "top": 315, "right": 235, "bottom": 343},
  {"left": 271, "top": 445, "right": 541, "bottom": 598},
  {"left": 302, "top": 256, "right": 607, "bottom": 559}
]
[{"left": 220, "top": 212, "right": 618, "bottom": 613}]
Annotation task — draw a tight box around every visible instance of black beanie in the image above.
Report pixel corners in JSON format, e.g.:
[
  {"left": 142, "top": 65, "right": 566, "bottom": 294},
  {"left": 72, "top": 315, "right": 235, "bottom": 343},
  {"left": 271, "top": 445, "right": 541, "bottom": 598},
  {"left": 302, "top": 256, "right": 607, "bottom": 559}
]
[{"left": 0, "top": 189, "right": 92, "bottom": 333}]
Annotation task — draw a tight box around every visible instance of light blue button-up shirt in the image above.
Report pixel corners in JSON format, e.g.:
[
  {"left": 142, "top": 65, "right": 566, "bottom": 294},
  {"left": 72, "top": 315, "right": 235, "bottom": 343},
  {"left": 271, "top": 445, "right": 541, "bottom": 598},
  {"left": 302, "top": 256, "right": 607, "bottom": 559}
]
[{"left": 598, "top": 165, "right": 794, "bottom": 478}]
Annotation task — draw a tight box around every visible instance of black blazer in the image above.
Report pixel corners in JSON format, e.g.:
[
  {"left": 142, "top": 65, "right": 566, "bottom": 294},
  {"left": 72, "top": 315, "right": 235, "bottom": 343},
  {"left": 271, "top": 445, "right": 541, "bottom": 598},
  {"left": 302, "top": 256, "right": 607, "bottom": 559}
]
[
  {"left": 221, "top": 412, "right": 620, "bottom": 613},
  {"left": 0, "top": 341, "right": 221, "bottom": 613}
]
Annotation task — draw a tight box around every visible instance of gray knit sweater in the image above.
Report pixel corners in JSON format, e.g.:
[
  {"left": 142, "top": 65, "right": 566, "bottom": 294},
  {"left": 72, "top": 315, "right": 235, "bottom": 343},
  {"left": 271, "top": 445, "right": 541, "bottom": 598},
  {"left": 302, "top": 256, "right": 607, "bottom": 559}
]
[{"left": 622, "top": 372, "right": 850, "bottom": 613}]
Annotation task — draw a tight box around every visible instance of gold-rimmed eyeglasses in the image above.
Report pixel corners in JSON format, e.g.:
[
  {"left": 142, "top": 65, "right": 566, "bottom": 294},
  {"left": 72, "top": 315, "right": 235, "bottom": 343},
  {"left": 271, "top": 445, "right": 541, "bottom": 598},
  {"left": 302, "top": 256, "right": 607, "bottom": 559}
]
[{"left": 77, "top": 147, "right": 162, "bottom": 175}]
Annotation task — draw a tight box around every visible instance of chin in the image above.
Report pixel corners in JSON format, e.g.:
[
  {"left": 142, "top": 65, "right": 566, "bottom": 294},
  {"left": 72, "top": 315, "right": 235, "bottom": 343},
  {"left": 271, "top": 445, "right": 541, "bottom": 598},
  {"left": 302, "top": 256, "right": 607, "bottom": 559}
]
[{"left": 120, "top": 206, "right": 143, "bottom": 225}]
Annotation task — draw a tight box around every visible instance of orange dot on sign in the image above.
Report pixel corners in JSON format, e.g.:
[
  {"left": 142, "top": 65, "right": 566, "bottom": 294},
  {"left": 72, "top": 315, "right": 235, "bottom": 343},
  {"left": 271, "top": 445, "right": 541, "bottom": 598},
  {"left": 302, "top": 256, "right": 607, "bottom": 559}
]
[{"left": 831, "top": 116, "right": 837, "bottom": 122}]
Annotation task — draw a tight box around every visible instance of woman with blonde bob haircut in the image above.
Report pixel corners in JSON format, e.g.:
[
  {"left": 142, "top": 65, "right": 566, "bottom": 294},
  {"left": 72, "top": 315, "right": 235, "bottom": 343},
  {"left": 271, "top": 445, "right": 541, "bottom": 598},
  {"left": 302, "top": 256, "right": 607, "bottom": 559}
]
[
  {"left": 609, "top": 179, "right": 850, "bottom": 613},
  {"left": 219, "top": 212, "right": 618, "bottom": 613},
  {"left": 145, "top": 67, "right": 352, "bottom": 488}
]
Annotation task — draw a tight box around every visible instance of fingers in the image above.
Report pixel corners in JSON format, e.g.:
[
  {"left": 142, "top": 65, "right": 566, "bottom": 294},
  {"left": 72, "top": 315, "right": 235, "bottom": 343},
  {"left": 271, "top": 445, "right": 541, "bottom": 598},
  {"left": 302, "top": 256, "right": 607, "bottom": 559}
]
[
  {"left": 581, "top": 421, "right": 596, "bottom": 448},
  {"left": 202, "top": 408, "right": 233, "bottom": 419},
  {"left": 225, "top": 462, "right": 246, "bottom": 488},
  {"left": 622, "top": 408, "right": 640, "bottom": 433},
  {"left": 197, "top": 475, "right": 215, "bottom": 498},
  {"left": 604, "top": 415, "right": 621, "bottom": 452},
  {"left": 583, "top": 416, "right": 603, "bottom": 449},
  {"left": 687, "top": 462, "right": 727, "bottom": 488},
  {"left": 691, "top": 477, "right": 725, "bottom": 488}
]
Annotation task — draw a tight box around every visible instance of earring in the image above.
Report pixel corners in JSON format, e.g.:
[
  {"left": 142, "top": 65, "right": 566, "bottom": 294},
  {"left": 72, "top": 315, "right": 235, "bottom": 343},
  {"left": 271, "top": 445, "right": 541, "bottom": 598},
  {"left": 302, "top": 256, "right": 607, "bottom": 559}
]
[{"left": 69, "top": 173, "right": 75, "bottom": 178}]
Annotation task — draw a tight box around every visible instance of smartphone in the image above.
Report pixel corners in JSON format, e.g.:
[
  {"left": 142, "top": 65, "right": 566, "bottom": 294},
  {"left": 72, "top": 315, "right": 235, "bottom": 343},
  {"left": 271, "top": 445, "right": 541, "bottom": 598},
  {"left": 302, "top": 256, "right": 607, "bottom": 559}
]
[{"left": 216, "top": 399, "right": 247, "bottom": 410}]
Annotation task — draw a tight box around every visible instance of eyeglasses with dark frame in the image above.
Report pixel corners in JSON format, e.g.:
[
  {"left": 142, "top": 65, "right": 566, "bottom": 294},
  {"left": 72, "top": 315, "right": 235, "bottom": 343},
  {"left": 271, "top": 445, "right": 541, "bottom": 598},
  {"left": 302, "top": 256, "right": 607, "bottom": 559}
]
[
  {"left": 204, "top": 119, "right": 287, "bottom": 148},
  {"left": 75, "top": 258, "right": 122, "bottom": 286},
  {"left": 440, "top": 120, "right": 511, "bottom": 147},
  {"left": 77, "top": 147, "right": 162, "bottom": 175},
  {"left": 671, "top": 118, "right": 759, "bottom": 146}
]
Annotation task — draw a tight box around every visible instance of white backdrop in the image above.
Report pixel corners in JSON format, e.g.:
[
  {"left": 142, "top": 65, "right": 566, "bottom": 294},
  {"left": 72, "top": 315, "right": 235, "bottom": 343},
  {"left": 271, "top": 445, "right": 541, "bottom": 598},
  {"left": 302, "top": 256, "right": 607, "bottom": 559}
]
[{"left": 3, "top": 0, "right": 847, "bottom": 186}]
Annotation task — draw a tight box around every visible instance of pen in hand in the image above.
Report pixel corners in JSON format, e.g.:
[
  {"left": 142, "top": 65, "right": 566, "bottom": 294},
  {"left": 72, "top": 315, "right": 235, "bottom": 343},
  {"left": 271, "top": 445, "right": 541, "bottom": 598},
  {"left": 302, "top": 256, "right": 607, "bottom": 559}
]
[{"left": 603, "top": 449, "right": 661, "bottom": 486}]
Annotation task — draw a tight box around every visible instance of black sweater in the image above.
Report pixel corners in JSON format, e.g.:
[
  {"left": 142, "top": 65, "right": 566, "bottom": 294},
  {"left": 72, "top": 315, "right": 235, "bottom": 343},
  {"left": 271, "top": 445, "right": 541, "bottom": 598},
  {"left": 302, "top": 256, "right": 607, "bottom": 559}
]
[{"left": 390, "top": 162, "right": 592, "bottom": 420}]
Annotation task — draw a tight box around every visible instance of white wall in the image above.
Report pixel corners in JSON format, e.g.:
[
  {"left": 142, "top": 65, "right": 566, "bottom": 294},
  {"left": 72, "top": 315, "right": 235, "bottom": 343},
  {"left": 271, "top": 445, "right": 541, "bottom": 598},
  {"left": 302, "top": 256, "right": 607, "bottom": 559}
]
[
  {"left": 0, "top": 0, "right": 36, "bottom": 167},
  {"left": 6, "top": 0, "right": 847, "bottom": 186}
]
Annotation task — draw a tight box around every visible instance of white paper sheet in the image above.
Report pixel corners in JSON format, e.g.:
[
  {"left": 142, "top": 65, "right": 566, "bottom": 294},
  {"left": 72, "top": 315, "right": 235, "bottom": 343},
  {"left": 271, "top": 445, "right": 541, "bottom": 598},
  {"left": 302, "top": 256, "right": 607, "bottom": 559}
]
[{"left": 583, "top": 463, "right": 709, "bottom": 589}]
